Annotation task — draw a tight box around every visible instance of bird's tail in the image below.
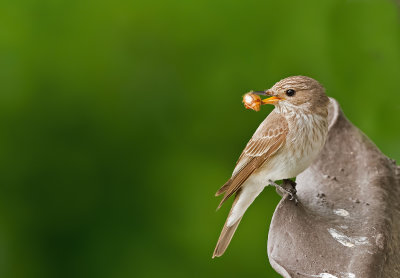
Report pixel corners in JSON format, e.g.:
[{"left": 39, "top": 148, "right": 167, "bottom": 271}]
[
  {"left": 213, "top": 185, "right": 263, "bottom": 258},
  {"left": 213, "top": 194, "right": 242, "bottom": 258}
]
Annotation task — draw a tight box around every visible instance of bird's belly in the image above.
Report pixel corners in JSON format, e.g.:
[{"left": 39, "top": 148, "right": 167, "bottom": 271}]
[
  {"left": 280, "top": 145, "right": 321, "bottom": 178},
  {"left": 244, "top": 112, "right": 328, "bottom": 187},
  {"left": 252, "top": 134, "right": 326, "bottom": 185},
  {"left": 276, "top": 113, "right": 328, "bottom": 179}
]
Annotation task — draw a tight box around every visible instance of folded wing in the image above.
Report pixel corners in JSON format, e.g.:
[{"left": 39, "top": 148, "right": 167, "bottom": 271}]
[{"left": 216, "top": 112, "right": 288, "bottom": 208}]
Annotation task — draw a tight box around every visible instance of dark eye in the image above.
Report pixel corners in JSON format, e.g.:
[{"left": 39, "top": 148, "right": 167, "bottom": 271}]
[{"left": 285, "top": 89, "right": 296, "bottom": 97}]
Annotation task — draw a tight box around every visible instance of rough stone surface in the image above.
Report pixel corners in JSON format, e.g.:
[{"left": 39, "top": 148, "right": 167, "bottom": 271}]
[{"left": 267, "top": 98, "right": 400, "bottom": 278}]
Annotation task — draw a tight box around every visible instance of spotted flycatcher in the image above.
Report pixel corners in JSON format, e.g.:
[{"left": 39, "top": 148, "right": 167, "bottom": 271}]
[{"left": 213, "top": 76, "right": 330, "bottom": 258}]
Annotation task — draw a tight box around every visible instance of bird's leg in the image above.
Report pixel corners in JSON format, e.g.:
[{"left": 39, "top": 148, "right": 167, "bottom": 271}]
[
  {"left": 268, "top": 179, "right": 298, "bottom": 205},
  {"left": 282, "top": 179, "right": 298, "bottom": 203}
]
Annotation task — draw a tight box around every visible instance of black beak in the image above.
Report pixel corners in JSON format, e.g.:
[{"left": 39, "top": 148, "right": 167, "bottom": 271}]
[
  {"left": 252, "top": 90, "right": 273, "bottom": 96},
  {"left": 252, "top": 91, "right": 268, "bottom": 96}
]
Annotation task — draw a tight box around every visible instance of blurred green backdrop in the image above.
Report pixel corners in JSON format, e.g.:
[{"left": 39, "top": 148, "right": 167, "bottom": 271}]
[{"left": 0, "top": 0, "right": 399, "bottom": 277}]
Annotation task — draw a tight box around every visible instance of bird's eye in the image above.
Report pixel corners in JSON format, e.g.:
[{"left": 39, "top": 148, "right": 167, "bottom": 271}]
[{"left": 285, "top": 89, "right": 296, "bottom": 97}]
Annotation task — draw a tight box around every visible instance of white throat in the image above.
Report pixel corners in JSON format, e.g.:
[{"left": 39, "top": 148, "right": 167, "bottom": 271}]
[{"left": 275, "top": 101, "right": 312, "bottom": 115}]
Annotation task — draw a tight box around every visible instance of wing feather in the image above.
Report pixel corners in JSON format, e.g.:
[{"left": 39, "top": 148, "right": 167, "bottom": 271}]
[{"left": 216, "top": 112, "right": 288, "bottom": 207}]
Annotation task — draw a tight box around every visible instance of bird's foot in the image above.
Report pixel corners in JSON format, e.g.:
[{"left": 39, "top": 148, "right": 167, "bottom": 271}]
[
  {"left": 283, "top": 178, "right": 297, "bottom": 189},
  {"left": 282, "top": 179, "right": 298, "bottom": 204},
  {"left": 269, "top": 179, "right": 298, "bottom": 205}
]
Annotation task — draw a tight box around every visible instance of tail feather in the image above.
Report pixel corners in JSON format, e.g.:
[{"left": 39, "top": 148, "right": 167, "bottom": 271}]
[
  {"left": 213, "top": 193, "right": 242, "bottom": 258},
  {"left": 213, "top": 184, "right": 264, "bottom": 258},
  {"left": 215, "top": 179, "right": 231, "bottom": 196},
  {"left": 212, "top": 216, "right": 242, "bottom": 258}
]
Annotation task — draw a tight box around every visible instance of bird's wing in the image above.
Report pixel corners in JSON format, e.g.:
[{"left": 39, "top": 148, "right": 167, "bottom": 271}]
[{"left": 216, "top": 112, "right": 288, "bottom": 208}]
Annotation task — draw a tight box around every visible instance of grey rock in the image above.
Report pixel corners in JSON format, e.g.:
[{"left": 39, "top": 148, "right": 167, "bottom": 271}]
[{"left": 267, "top": 98, "right": 400, "bottom": 278}]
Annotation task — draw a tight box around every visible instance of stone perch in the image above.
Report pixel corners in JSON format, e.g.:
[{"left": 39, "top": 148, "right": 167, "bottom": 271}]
[{"left": 267, "top": 98, "right": 400, "bottom": 278}]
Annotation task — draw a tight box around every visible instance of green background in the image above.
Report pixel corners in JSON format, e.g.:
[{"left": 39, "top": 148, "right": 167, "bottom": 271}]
[{"left": 0, "top": 0, "right": 399, "bottom": 277}]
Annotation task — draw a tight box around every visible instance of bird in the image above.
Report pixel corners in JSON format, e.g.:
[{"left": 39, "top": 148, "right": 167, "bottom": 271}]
[{"left": 213, "top": 76, "right": 330, "bottom": 258}]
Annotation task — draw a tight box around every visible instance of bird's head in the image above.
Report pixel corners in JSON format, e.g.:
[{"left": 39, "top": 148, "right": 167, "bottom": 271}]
[{"left": 254, "top": 76, "right": 330, "bottom": 114}]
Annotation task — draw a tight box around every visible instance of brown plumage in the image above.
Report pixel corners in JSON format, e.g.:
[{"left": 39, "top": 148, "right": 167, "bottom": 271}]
[
  {"left": 212, "top": 192, "right": 243, "bottom": 258},
  {"left": 213, "top": 76, "right": 330, "bottom": 258},
  {"left": 216, "top": 112, "right": 288, "bottom": 209}
]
